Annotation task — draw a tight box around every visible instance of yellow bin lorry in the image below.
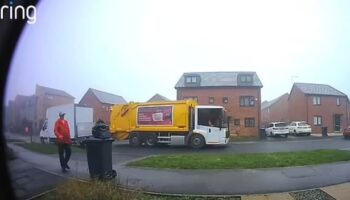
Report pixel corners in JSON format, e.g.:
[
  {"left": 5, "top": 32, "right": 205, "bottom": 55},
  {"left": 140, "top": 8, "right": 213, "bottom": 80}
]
[{"left": 110, "top": 100, "right": 230, "bottom": 148}]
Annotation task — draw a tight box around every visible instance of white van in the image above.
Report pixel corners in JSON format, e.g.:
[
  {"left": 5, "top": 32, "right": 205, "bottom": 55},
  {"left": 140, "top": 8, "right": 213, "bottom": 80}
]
[{"left": 40, "top": 104, "right": 94, "bottom": 145}]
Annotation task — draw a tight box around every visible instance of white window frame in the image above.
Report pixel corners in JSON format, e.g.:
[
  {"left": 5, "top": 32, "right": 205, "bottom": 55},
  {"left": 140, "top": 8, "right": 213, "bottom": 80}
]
[
  {"left": 313, "top": 96, "right": 321, "bottom": 105},
  {"left": 191, "top": 76, "right": 197, "bottom": 83},
  {"left": 244, "top": 118, "right": 255, "bottom": 127},
  {"left": 336, "top": 97, "right": 340, "bottom": 106},
  {"left": 313, "top": 116, "right": 322, "bottom": 125},
  {"left": 240, "top": 96, "right": 255, "bottom": 107},
  {"left": 185, "top": 76, "right": 198, "bottom": 83},
  {"left": 208, "top": 97, "right": 215, "bottom": 104}
]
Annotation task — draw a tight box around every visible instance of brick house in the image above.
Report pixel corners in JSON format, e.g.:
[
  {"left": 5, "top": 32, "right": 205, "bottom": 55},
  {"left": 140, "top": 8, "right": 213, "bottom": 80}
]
[
  {"left": 7, "top": 95, "right": 36, "bottom": 133},
  {"left": 147, "top": 93, "right": 170, "bottom": 102},
  {"left": 79, "top": 88, "right": 127, "bottom": 124},
  {"left": 288, "top": 83, "right": 349, "bottom": 133},
  {"left": 175, "top": 71, "right": 263, "bottom": 136},
  {"left": 261, "top": 93, "right": 289, "bottom": 126},
  {"left": 35, "top": 85, "right": 75, "bottom": 133}
]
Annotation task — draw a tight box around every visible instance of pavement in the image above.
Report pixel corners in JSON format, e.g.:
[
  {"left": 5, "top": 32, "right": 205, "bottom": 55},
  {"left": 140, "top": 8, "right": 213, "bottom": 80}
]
[
  {"left": 4, "top": 132, "right": 350, "bottom": 199},
  {"left": 8, "top": 158, "right": 67, "bottom": 200}
]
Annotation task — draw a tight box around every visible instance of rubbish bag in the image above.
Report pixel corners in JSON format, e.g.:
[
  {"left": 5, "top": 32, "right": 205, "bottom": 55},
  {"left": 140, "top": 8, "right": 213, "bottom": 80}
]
[{"left": 92, "top": 120, "right": 111, "bottom": 139}]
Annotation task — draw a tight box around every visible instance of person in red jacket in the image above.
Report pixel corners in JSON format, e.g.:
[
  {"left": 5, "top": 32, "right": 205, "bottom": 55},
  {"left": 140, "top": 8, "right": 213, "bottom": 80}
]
[{"left": 54, "top": 112, "right": 71, "bottom": 173}]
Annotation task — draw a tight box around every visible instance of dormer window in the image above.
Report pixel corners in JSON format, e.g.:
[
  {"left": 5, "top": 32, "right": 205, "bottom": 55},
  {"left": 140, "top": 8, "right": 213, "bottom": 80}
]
[
  {"left": 238, "top": 74, "right": 253, "bottom": 85},
  {"left": 185, "top": 76, "right": 198, "bottom": 83},
  {"left": 184, "top": 74, "right": 200, "bottom": 86}
]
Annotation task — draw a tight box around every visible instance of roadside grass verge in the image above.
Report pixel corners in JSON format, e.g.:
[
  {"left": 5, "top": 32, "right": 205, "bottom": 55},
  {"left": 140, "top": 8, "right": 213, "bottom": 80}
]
[
  {"left": 39, "top": 180, "right": 239, "bottom": 200},
  {"left": 16, "top": 142, "right": 85, "bottom": 154},
  {"left": 128, "top": 149, "right": 350, "bottom": 170}
]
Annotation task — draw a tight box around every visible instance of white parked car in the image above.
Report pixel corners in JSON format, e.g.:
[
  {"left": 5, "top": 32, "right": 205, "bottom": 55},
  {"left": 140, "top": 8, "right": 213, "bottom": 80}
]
[
  {"left": 289, "top": 121, "right": 312, "bottom": 136},
  {"left": 265, "top": 122, "right": 289, "bottom": 137}
]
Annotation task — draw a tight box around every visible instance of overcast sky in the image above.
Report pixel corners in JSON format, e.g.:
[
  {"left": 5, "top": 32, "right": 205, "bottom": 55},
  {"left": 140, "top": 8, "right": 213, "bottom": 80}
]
[{"left": 4, "top": 0, "right": 350, "bottom": 105}]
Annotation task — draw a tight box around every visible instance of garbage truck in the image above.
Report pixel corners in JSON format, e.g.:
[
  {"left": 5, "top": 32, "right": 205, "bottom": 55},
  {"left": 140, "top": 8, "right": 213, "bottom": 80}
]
[
  {"left": 40, "top": 103, "right": 94, "bottom": 145},
  {"left": 109, "top": 100, "right": 230, "bottom": 148}
]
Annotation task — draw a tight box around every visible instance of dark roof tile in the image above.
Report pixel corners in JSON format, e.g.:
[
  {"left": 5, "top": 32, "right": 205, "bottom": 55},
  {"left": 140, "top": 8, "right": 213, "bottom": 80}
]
[
  {"left": 90, "top": 88, "right": 127, "bottom": 105},
  {"left": 37, "top": 85, "right": 74, "bottom": 98},
  {"left": 147, "top": 93, "right": 170, "bottom": 102},
  {"left": 294, "top": 83, "right": 346, "bottom": 96},
  {"left": 175, "top": 71, "right": 263, "bottom": 88}
]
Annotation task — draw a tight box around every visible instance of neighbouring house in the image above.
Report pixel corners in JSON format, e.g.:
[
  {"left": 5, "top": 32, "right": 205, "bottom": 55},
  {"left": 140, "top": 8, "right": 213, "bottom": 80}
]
[
  {"left": 288, "top": 83, "right": 348, "bottom": 133},
  {"left": 35, "top": 85, "right": 75, "bottom": 133},
  {"left": 147, "top": 93, "right": 170, "bottom": 102},
  {"left": 7, "top": 95, "right": 37, "bottom": 133},
  {"left": 261, "top": 93, "right": 289, "bottom": 126},
  {"left": 79, "top": 88, "right": 127, "bottom": 124},
  {"left": 175, "top": 71, "right": 263, "bottom": 136},
  {"left": 7, "top": 100, "right": 17, "bottom": 132}
]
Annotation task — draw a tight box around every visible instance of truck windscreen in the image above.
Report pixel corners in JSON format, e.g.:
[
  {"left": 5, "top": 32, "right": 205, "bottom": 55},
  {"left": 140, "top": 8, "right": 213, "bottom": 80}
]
[{"left": 198, "top": 108, "right": 223, "bottom": 128}]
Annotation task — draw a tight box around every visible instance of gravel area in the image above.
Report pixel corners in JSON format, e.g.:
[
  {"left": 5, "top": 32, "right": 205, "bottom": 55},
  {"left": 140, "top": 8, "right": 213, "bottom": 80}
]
[{"left": 290, "top": 189, "right": 335, "bottom": 200}]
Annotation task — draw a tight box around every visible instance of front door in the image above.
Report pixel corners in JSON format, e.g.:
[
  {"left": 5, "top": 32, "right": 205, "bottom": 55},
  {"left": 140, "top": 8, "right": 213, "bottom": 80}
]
[
  {"left": 197, "top": 125, "right": 221, "bottom": 143},
  {"left": 334, "top": 114, "right": 341, "bottom": 132}
]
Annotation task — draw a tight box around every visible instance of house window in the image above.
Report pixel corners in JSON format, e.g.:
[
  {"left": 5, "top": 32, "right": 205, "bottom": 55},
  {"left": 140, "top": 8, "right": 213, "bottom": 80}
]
[
  {"left": 313, "top": 96, "right": 321, "bottom": 105},
  {"left": 183, "top": 96, "right": 198, "bottom": 102},
  {"left": 238, "top": 74, "right": 254, "bottom": 85},
  {"left": 185, "top": 76, "right": 198, "bottom": 83},
  {"left": 240, "top": 96, "right": 255, "bottom": 107},
  {"left": 313, "top": 116, "right": 322, "bottom": 126},
  {"left": 336, "top": 98, "right": 340, "bottom": 106},
  {"left": 234, "top": 119, "right": 240, "bottom": 126},
  {"left": 209, "top": 97, "right": 215, "bottom": 104},
  {"left": 47, "top": 95, "right": 53, "bottom": 100},
  {"left": 244, "top": 118, "right": 255, "bottom": 127},
  {"left": 222, "top": 97, "right": 228, "bottom": 104}
]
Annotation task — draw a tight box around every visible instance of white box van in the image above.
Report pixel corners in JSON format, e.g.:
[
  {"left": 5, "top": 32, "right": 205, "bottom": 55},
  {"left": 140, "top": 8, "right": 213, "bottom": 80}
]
[{"left": 40, "top": 104, "right": 94, "bottom": 145}]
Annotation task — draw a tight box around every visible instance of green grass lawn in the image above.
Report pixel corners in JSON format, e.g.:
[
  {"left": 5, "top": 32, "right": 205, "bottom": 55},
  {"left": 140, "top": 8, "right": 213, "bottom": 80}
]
[
  {"left": 16, "top": 142, "right": 86, "bottom": 154},
  {"left": 128, "top": 149, "right": 350, "bottom": 170}
]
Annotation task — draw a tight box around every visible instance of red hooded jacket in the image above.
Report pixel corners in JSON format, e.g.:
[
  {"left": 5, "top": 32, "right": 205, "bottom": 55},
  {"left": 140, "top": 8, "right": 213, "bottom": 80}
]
[{"left": 54, "top": 118, "right": 71, "bottom": 144}]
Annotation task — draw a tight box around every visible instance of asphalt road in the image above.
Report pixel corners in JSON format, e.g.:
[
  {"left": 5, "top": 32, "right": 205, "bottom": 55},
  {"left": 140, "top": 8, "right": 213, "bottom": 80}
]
[{"left": 111, "top": 136, "right": 350, "bottom": 165}]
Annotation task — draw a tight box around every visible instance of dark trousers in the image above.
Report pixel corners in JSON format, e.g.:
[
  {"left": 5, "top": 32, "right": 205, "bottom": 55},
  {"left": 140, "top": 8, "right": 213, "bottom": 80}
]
[{"left": 58, "top": 143, "right": 71, "bottom": 169}]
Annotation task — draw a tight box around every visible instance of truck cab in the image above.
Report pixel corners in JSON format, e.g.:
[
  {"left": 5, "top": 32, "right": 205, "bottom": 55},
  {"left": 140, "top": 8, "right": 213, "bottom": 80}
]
[{"left": 191, "top": 106, "right": 230, "bottom": 148}]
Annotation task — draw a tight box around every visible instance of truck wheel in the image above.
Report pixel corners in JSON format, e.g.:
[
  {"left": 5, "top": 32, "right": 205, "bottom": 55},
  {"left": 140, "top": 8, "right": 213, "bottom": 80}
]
[
  {"left": 129, "top": 133, "right": 141, "bottom": 147},
  {"left": 145, "top": 134, "right": 157, "bottom": 147},
  {"left": 190, "top": 134, "right": 205, "bottom": 149}
]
